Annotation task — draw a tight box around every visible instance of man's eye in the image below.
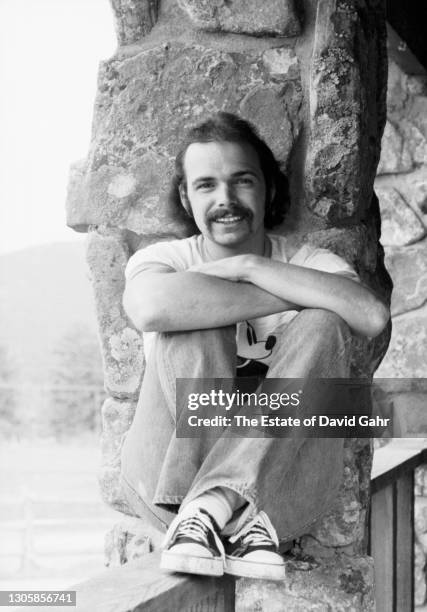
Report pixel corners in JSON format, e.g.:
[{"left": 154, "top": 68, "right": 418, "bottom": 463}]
[
  {"left": 197, "top": 182, "right": 214, "bottom": 190},
  {"left": 236, "top": 177, "right": 254, "bottom": 186}
]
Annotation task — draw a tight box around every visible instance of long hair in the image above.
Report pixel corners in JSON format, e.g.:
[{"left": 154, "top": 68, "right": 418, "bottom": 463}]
[{"left": 168, "top": 112, "right": 290, "bottom": 230}]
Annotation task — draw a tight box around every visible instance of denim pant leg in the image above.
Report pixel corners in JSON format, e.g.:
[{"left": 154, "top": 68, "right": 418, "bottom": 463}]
[
  {"left": 120, "top": 326, "right": 236, "bottom": 530},
  {"left": 121, "top": 309, "right": 352, "bottom": 541},
  {"left": 182, "top": 309, "right": 353, "bottom": 541}
]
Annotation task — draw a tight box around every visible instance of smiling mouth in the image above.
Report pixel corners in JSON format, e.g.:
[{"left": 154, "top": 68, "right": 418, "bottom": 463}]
[{"left": 214, "top": 214, "right": 246, "bottom": 224}]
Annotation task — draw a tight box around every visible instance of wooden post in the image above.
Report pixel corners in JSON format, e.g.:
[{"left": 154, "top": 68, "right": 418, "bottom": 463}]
[
  {"left": 395, "top": 471, "right": 414, "bottom": 612},
  {"left": 19, "top": 487, "right": 38, "bottom": 571},
  {"left": 370, "top": 484, "right": 394, "bottom": 612}
]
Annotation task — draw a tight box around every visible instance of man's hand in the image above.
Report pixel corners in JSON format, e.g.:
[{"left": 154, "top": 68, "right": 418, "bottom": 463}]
[{"left": 190, "top": 254, "right": 390, "bottom": 337}]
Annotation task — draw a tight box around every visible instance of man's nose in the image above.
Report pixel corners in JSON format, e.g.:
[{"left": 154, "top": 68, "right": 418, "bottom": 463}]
[{"left": 216, "top": 182, "right": 236, "bottom": 206}]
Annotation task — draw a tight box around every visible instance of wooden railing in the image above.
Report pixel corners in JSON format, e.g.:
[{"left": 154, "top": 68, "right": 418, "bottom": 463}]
[{"left": 370, "top": 438, "right": 427, "bottom": 612}]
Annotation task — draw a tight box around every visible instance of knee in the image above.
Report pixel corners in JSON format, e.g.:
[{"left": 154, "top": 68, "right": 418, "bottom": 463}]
[{"left": 295, "top": 309, "right": 351, "bottom": 340}]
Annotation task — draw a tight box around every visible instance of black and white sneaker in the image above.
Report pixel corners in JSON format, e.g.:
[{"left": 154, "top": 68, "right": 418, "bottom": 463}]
[
  {"left": 160, "top": 508, "right": 225, "bottom": 576},
  {"left": 224, "top": 511, "right": 286, "bottom": 580}
]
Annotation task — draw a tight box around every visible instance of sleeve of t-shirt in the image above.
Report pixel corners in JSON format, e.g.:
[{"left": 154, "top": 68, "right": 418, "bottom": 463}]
[
  {"left": 125, "top": 240, "right": 190, "bottom": 281},
  {"left": 298, "top": 245, "right": 360, "bottom": 283}
]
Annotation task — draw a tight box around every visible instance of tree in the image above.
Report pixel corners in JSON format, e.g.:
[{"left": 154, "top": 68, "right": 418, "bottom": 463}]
[
  {"left": 0, "top": 344, "right": 19, "bottom": 437},
  {"left": 47, "top": 324, "right": 105, "bottom": 437}
]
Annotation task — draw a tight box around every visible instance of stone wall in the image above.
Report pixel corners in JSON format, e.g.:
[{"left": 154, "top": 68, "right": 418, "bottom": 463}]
[
  {"left": 374, "top": 27, "right": 427, "bottom": 609},
  {"left": 67, "top": 1, "right": 392, "bottom": 608}
]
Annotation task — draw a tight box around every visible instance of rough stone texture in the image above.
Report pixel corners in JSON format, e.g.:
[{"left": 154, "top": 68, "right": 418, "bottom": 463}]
[
  {"left": 177, "top": 0, "right": 301, "bottom": 37},
  {"left": 377, "top": 120, "right": 415, "bottom": 175},
  {"left": 86, "top": 229, "right": 144, "bottom": 398},
  {"left": 408, "top": 180, "right": 427, "bottom": 225},
  {"left": 105, "top": 517, "right": 152, "bottom": 566},
  {"left": 306, "top": 0, "right": 387, "bottom": 223},
  {"left": 384, "top": 240, "right": 427, "bottom": 316},
  {"left": 237, "top": 555, "right": 375, "bottom": 611},
  {"left": 376, "top": 304, "right": 427, "bottom": 378},
  {"left": 67, "top": 42, "right": 302, "bottom": 235},
  {"left": 109, "top": 0, "right": 160, "bottom": 45},
  {"left": 415, "top": 541, "right": 427, "bottom": 607},
  {"left": 391, "top": 394, "right": 427, "bottom": 436},
  {"left": 416, "top": 495, "right": 427, "bottom": 607},
  {"left": 99, "top": 397, "right": 137, "bottom": 513},
  {"left": 416, "top": 497, "right": 427, "bottom": 548},
  {"left": 376, "top": 186, "right": 426, "bottom": 246},
  {"left": 417, "top": 467, "right": 427, "bottom": 498},
  {"left": 306, "top": 440, "right": 372, "bottom": 553}
]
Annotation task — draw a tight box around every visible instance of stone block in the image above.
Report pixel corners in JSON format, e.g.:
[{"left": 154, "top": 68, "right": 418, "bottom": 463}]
[
  {"left": 101, "top": 397, "right": 136, "bottom": 468},
  {"left": 384, "top": 240, "right": 427, "bottom": 316},
  {"left": 415, "top": 541, "right": 427, "bottom": 607},
  {"left": 416, "top": 467, "right": 427, "bottom": 497},
  {"left": 86, "top": 229, "right": 144, "bottom": 398},
  {"left": 375, "top": 304, "right": 427, "bottom": 377},
  {"left": 99, "top": 463, "right": 133, "bottom": 515},
  {"left": 306, "top": 0, "right": 387, "bottom": 222},
  {"left": 236, "top": 555, "right": 374, "bottom": 611},
  {"left": 105, "top": 516, "right": 152, "bottom": 566},
  {"left": 410, "top": 95, "right": 427, "bottom": 140},
  {"left": 109, "top": 0, "right": 159, "bottom": 45},
  {"left": 177, "top": 0, "right": 301, "bottom": 37},
  {"left": 402, "top": 122, "right": 427, "bottom": 166},
  {"left": 262, "top": 47, "right": 299, "bottom": 78},
  {"left": 377, "top": 120, "right": 414, "bottom": 174},
  {"left": 376, "top": 186, "right": 425, "bottom": 246},
  {"left": 391, "top": 394, "right": 427, "bottom": 436},
  {"left": 385, "top": 60, "right": 407, "bottom": 113},
  {"left": 99, "top": 398, "right": 145, "bottom": 515},
  {"left": 308, "top": 440, "right": 371, "bottom": 550},
  {"left": 406, "top": 180, "right": 427, "bottom": 225},
  {"left": 66, "top": 42, "right": 302, "bottom": 236},
  {"left": 416, "top": 497, "right": 427, "bottom": 540}
]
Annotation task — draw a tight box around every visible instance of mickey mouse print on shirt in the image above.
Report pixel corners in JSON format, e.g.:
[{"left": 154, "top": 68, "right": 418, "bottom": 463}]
[{"left": 236, "top": 319, "right": 278, "bottom": 377}]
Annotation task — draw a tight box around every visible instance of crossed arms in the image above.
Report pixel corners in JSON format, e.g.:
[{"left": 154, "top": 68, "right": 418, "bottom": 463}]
[{"left": 123, "top": 254, "right": 390, "bottom": 339}]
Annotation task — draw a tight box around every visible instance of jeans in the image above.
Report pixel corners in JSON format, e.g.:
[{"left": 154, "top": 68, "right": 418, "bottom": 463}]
[{"left": 120, "top": 309, "right": 353, "bottom": 541}]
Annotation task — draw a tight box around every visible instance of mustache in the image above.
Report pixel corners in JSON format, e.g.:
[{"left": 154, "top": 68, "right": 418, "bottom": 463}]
[{"left": 208, "top": 204, "right": 253, "bottom": 223}]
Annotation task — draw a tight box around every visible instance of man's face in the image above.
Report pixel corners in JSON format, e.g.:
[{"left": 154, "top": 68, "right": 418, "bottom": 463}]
[{"left": 182, "top": 141, "right": 267, "bottom": 251}]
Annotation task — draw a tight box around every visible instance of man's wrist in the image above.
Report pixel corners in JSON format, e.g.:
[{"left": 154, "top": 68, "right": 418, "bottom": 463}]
[{"left": 242, "top": 254, "right": 268, "bottom": 283}]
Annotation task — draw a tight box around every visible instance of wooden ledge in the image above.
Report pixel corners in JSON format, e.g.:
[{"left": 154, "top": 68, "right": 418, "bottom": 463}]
[{"left": 69, "top": 552, "right": 235, "bottom": 612}]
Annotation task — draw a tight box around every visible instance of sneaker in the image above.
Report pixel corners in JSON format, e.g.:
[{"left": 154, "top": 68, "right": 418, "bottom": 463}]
[
  {"left": 160, "top": 508, "right": 225, "bottom": 576},
  {"left": 224, "top": 511, "right": 286, "bottom": 580}
]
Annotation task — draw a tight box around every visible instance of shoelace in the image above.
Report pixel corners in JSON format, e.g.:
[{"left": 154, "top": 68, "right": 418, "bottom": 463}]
[
  {"left": 240, "top": 523, "right": 274, "bottom": 548},
  {"left": 229, "top": 511, "right": 279, "bottom": 548},
  {"left": 175, "top": 515, "right": 211, "bottom": 544},
  {"left": 163, "top": 509, "right": 225, "bottom": 560}
]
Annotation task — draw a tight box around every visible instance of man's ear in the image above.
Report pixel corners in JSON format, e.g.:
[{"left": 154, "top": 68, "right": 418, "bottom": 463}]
[{"left": 179, "top": 184, "right": 193, "bottom": 218}]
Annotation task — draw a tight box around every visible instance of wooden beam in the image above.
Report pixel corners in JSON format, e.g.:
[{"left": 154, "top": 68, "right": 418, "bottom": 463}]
[{"left": 371, "top": 439, "right": 427, "bottom": 493}]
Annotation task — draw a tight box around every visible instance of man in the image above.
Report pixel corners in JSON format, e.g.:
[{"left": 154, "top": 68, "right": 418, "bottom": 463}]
[{"left": 121, "top": 112, "right": 389, "bottom": 580}]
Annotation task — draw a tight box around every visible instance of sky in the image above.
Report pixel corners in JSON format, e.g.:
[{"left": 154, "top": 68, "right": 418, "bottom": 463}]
[{"left": 0, "top": 0, "right": 116, "bottom": 254}]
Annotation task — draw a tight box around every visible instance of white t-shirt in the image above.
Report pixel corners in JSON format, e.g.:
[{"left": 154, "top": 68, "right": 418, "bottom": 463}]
[{"left": 125, "top": 234, "right": 360, "bottom": 375}]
